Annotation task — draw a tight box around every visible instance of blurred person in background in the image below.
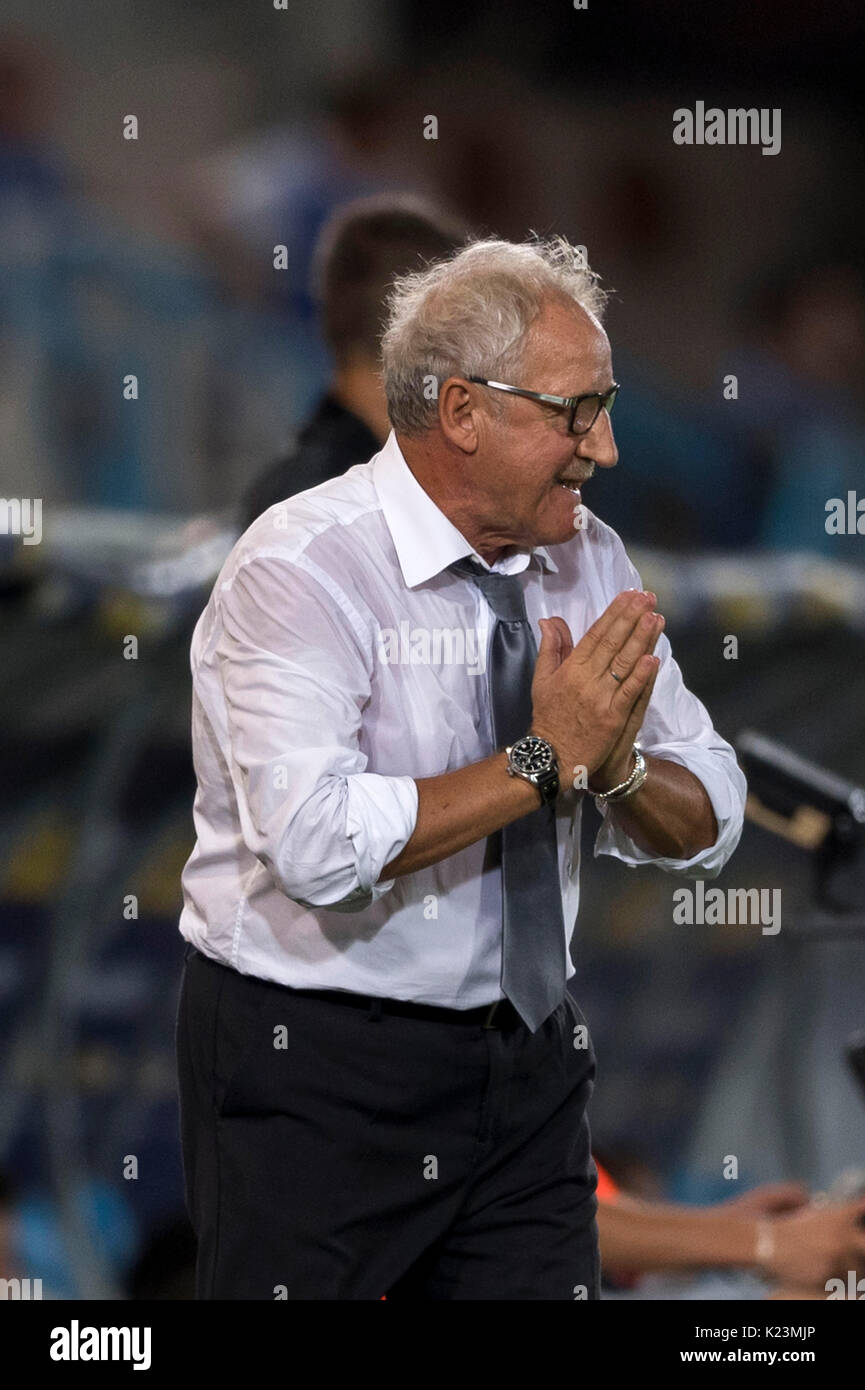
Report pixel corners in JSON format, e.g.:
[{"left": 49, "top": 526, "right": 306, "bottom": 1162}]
[
  {"left": 0, "top": 1169, "right": 61, "bottom": 1300},
  {"left": 185, "top": 78, "right": 428, "bottom": 321},
  {"left": 0, "top": 32, "right": 75, "bottom": 506},
  {"left": 0, "top": 33, "right": 69, "bottom": 243},
  {"left": 596, "top": 1159, "right": 865, "bottom": 1298},
  {"left": 240, "top": 194, "right": 465, "bottom": 529},
  {"left": 723, "top": 258, "right": 865, "bottom": 563},
  {"left": 176, "top": 235, "right": 745, "bottom": 1299}
]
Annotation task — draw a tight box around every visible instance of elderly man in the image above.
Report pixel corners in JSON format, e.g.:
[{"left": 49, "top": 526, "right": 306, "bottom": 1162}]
[{"left": 176, "top": 237, "right": 746, "bottom": 1301}]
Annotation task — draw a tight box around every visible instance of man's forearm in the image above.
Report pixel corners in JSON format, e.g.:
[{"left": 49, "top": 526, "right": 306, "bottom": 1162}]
[
  {"left": 598, "top": 1197, "right": 759, "bottom": 1275},
  {"left": 381, "top": 749, "right": 718, "bottom": 882},
  {"left": 381, "top": 752, "right": 541, "bottom": 879},
  {"left": 596, "top": 753, "right": 718, "bottom": 860}
]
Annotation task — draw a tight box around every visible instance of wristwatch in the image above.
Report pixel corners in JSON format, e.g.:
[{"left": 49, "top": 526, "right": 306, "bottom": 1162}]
[{"left": 505, "top": 734, "right": 560, "bottom": 806}]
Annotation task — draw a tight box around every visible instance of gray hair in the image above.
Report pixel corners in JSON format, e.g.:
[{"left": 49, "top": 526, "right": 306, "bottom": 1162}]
[{"left": 380, "top": 235, "right": 609, "bottom": 435}]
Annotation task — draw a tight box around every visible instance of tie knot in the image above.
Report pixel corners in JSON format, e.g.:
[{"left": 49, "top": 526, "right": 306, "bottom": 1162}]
[{"left": 450, "top": 557, "right": 529, "bottom": 624}]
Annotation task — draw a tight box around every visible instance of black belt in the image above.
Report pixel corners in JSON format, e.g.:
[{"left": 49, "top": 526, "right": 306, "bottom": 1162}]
[
  {"left": 184, "top": 945, "right": 523, "bottom": 1029},
  {"left": 288, "top": 987, "right": 523, "bottom": 1030}
]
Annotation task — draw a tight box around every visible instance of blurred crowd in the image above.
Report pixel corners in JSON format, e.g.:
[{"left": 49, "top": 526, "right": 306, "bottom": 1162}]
[{"left": 2, "top": 25, "right": 864, "bottom": 560}]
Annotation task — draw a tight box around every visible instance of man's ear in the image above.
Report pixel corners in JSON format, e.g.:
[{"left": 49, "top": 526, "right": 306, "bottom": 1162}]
[{"left": 438, "top": 377, "right": 480, "bottom": 455}]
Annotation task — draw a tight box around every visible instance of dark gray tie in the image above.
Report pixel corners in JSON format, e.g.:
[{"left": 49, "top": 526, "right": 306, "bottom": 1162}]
[{"left": 451, "top": 557, "right": 567, "bottom": 1031}]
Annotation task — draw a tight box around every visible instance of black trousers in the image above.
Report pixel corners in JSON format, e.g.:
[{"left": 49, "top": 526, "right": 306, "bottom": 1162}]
[{"left": 176, "top": 944, "right": 600, "bottom": 1300}]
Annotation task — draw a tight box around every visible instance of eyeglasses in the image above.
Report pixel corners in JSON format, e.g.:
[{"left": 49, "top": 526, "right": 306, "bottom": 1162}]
[{"left": 468, "top": 377, "right": 620, "bottom": 435}]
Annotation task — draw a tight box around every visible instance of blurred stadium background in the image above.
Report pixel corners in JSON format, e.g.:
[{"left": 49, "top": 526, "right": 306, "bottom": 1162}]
[{"left": 2, "top": 0, "right": 865, "bottom": 1298}]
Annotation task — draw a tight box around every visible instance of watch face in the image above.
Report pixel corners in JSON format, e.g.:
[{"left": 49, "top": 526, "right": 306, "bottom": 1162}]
[{"left": 512, "top": 735, "right": 554, "bottom": 775}]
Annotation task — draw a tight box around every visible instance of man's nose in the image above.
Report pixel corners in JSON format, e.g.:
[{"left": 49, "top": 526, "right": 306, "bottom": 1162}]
[{"left": 577, "top": 409, "right": 618, "bottom": 467}]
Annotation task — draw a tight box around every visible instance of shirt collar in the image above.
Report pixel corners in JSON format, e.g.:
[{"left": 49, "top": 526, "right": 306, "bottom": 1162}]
[{"left": 373, "top": 431, "right": 558, "bottom": 588}]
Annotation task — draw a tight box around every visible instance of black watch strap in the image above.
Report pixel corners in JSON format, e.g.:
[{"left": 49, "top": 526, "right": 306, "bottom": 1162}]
[{"left": 534, "top": 764, "right": 560, "bottom": 806}]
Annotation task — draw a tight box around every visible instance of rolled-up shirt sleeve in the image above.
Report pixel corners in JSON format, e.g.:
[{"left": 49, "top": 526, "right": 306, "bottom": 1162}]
[
  {"left": 593, "top": 533, "right": 747, "bottom": 879},
  {"left": 215, "top": 554, "right": 418, "bottom": 911}
]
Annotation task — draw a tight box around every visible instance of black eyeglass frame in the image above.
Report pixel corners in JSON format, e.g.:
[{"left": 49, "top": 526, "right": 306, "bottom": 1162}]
[{"left": 468, "top": 376, "right": 620, "bottom": 435}]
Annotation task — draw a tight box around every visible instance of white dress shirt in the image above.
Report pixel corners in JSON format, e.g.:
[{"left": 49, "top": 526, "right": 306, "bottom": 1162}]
[{"left": 179, "top": 431, "right": 746, "bottom": 1005}]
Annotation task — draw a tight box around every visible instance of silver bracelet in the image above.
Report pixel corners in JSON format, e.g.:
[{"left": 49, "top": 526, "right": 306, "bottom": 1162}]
[{"left": 592, "top": 745, "right": 647, "bottom": 807}]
